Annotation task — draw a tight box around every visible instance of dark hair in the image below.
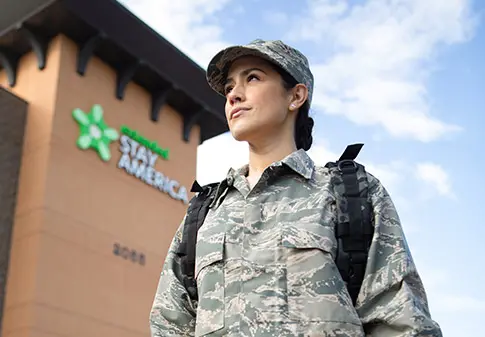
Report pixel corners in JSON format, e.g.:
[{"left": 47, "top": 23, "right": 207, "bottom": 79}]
[{"left": 269, "top": 64, "right": 314, "bottom": 151}]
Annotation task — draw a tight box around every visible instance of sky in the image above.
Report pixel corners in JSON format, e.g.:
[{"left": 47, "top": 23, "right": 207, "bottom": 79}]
[{"left": 118, "top": 0, "right": 484, "bottom": 335}]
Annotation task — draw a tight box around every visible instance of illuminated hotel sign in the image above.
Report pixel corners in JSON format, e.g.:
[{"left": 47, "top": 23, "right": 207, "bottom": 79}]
[
  {"left": 117, "top": 125, "right": 188, "bottom": 204},
  {"left": 73, "top": 104, "right": 189, "bottom": 204}
]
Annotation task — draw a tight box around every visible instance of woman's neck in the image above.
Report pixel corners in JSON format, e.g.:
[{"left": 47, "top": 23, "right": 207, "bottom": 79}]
[{"left": 247, "top": 136, "right": 297, "bottom": 179}]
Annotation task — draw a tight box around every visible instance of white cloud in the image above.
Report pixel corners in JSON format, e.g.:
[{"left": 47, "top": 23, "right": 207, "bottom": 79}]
[
  {"left": 415, "top": 162, "right": 455, "bottom": 199},
  {"left": 117, "top": 0, "right": 233, "bottom": 66},
  {"left": 196, "top": 133, "right": 249, "bottom": 185},
  {"left": 288, "top": 0, "right": 477, "bottom": 142},
  {"left": 307, "top": 141, "right": 339, "bottom": 165},
  {"left": 365, "top": 160, "right": 405, "bottom": 191}
]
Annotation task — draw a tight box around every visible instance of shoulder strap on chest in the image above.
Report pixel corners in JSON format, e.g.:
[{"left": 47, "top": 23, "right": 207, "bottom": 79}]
[
  {"left": 326, "top": 143, "right": 374, "bottom": 305},
  {"left": 177, "top": 179, "right": 227, "bottom": 300}
]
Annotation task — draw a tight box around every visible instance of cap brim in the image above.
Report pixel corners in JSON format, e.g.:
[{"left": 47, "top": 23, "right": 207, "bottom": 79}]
[{"left": 206, "top": 45, "right": 276, "bottom": 97}]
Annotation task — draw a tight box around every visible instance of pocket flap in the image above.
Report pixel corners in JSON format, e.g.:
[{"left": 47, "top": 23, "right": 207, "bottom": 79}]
[
  {"left": 282, "top": 222, "right": 335, "bottom": 256},
  {"left": 195, "top": 231, "right": 225, "bottom": 279}
]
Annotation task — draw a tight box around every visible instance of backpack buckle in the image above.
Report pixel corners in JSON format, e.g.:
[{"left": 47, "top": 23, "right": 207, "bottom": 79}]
[{"left": 337, "top": 159, "right": 358, "bottom": 173}]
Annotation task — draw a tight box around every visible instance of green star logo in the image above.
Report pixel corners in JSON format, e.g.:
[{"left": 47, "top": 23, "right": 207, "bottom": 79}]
[{"left": 72, "top": 104, "right": 119, "bottom": 162}]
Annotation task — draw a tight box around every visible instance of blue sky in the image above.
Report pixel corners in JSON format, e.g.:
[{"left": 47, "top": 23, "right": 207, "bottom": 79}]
[{"left": 119, "top": 0, "right": 484, "bottom": 335}]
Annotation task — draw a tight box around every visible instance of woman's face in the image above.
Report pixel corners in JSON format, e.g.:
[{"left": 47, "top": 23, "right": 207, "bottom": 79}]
[{"left": 223, "top": 56, "right": 294, "bottom": 145}]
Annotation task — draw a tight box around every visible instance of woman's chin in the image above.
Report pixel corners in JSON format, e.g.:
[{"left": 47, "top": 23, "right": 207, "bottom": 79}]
[{"left": 229, "top": 124, "right": 254, "bottom": 143}]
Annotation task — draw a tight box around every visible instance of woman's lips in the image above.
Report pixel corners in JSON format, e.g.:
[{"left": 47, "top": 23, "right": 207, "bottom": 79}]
[{"left": 230, "top": 107, "right": 249, "bottom": 119}]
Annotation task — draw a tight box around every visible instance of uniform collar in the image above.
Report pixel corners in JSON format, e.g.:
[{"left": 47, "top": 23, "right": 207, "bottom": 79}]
[
  {"left": 226, "top": 149, "right": 315, "bottom": 182},
  {"left": 276, "top": 149, "right": 315, "bottom": 179}
]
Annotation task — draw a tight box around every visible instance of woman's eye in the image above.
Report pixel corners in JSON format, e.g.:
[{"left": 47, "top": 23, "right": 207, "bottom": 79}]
[
  {"left": 224, "top": 86, "right": 233, "bottom": 95},
  {"left": 248, "top": 74, "right": 259, "bottom": 82}
]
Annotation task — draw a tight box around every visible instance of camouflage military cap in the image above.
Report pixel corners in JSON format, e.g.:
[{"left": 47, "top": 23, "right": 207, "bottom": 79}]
[{"left": 206, "top": 39, "right": 314, "bottom": 105}]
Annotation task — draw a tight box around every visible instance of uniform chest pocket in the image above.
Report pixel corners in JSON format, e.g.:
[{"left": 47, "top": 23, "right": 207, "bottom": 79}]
[
  {"left": 282, "top": 222, "right": 361, "bottom": 326},
  {"left": 194, "top": 226, "right": 225, "bottom": 336}
]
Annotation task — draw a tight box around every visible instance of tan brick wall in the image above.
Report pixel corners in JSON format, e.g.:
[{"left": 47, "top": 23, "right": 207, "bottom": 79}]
[{"left": 0, "top": 35, "right": 199, "bottom": 337}]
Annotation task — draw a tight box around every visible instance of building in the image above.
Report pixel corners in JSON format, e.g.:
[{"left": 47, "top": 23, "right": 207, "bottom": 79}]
[{"left": 0, "top": 0, "right": 227, "bottom": 336}]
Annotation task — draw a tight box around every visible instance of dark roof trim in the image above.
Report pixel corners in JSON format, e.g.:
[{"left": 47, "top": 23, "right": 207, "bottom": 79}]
[
  {"left": 66, "top": 0, "right": 221, "bottom": 110},
  {"left": 0, "top": 0, "right": 57, "bottom": 37},
  {"left": 0, "top": 0, "right": 228, "bottom": 143}
]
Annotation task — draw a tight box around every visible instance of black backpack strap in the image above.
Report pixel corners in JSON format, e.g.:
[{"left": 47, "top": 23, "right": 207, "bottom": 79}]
[
  {"left": 338, "top": 143, "right": 364, "bottom": 161},
  {"left": 326, "top": 143, "right": 374, "bottom": 305},
  {"left": 177, "top": 179, "right": 229, "bottom": 301}
]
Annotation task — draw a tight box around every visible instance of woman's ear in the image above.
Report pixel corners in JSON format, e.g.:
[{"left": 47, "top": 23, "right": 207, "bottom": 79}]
[{"left": 289, "top": 84, "right": 308, "bottom": 111}]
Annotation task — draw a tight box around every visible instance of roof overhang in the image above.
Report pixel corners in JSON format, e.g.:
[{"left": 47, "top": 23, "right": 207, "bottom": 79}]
[{"left": 0, "top": 0, "right": 229, "bottom": 143}]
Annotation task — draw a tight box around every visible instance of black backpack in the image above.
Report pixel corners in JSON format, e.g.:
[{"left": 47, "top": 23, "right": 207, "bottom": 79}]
[{"left": 177, "top": 143, "right": 373, "bottom": 306}]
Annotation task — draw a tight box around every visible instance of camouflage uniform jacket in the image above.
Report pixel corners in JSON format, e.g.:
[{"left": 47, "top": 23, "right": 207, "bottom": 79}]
[{"left": 149, "top": 149, "right": 442, "bottom": 337}]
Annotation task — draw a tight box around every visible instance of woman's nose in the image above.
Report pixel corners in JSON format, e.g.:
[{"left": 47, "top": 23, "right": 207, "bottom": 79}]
[{"left": 227, "top": 85, "right": 245, "bottom": 105}]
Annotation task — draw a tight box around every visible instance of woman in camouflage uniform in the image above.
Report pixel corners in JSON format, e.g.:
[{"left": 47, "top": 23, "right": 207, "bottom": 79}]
[{"left": 149, "top": 39, "right": 442, "bottom": 337}]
